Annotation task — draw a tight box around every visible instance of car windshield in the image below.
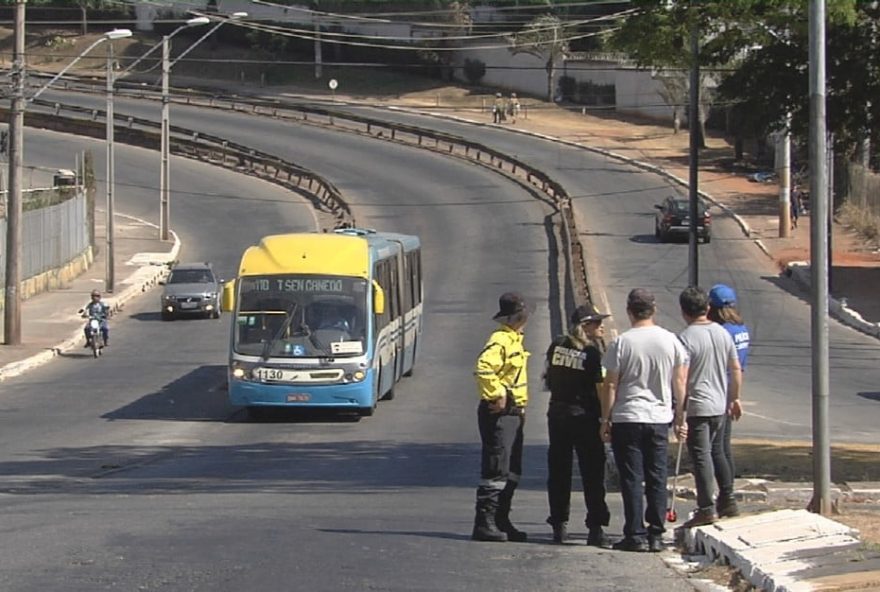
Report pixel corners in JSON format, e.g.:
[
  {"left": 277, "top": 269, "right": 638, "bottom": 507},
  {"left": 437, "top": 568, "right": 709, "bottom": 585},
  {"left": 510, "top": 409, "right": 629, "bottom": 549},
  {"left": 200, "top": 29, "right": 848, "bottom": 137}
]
[
  {"left": 234, "top": 274, "right": 368, "bottom": 358},
  {"left": 169, "top": 269, "right": 214, "bottom": 284},
  {"left": 671, "top": 200, "right": 707, "bottom": 215}
]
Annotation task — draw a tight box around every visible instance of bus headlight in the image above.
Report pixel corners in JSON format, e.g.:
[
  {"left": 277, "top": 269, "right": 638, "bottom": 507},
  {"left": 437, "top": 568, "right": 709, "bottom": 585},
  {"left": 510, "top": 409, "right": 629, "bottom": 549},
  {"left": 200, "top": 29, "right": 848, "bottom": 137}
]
[
  {"left": 344, "top": 370, "right": 366, "bottom": 383},
  {"left": 232, "top": 366, "right": 247, "bottom": 379}
]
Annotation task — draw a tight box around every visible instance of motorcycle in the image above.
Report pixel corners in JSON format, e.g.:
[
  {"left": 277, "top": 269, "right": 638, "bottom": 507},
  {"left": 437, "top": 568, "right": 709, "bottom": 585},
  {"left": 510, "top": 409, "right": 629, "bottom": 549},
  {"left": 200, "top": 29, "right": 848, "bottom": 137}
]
[{"left": 82, "top": 315, "right": 105, "bottom": 358}]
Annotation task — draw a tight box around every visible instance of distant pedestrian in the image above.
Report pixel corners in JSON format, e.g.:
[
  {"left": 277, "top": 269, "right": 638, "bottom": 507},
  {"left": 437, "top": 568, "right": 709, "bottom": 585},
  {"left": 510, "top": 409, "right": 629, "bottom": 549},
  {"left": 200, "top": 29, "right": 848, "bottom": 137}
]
[
  {"left": 506, "top": 93, "right": 521, "bottom": 124},
  {"left": 599, "top": 288, "right": 688, "bottom": 553},
  {"left": 708, "top": 284, "right": 750, "bottom": 518},
  {"left": 492, "top": 93, "right": 504, "bottom": 124},
  {"left": 544, "top": 304, "right": 611, "bottom": 546},
  {"left": 678, "top": 287, "right": 743, "bottom": 528},
  {"left": 472, "top": 292, "right": 532, "bottom": 543},
  {"left": 790, "top": 189, "right": 801, "bottom": 230}
]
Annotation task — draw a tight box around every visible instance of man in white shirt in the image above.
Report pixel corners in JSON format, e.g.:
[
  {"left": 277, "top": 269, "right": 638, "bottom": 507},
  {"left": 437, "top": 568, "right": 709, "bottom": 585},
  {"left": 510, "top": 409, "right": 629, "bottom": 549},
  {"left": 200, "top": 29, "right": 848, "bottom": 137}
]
[{"left": 599, "top": 288, "right": 687, "bottom": 552}]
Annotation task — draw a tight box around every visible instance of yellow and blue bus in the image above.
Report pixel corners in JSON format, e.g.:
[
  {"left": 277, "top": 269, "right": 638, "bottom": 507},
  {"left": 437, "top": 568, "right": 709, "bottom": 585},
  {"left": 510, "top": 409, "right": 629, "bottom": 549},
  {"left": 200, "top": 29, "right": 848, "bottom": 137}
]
[{"left": 222, "top": 228, "right": 423, "bottom": 418}]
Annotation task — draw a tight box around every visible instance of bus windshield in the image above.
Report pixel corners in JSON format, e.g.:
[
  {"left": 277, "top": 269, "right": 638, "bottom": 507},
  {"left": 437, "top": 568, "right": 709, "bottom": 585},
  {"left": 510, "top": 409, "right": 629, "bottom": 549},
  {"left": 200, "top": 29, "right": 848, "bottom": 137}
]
[{"left": 234, "top": 275, "right": 368, "bottom": 358}]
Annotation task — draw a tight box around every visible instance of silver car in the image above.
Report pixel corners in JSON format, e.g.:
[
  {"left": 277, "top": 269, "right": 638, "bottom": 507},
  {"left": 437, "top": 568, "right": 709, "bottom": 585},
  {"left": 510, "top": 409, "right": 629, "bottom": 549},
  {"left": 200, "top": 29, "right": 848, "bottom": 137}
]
[{"left": 159, "top": 262, "right": 222, "bottom": 320}]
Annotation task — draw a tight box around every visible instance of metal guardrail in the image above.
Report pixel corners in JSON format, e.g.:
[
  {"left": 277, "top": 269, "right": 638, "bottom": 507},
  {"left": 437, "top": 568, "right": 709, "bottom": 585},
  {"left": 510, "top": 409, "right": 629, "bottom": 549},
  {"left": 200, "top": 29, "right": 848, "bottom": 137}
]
[
  {"left": 22, "top": 97, "right": 355, "bottom": 229},
  {"left": 23, "top": 77, "right": 594, "bottom": 306}
]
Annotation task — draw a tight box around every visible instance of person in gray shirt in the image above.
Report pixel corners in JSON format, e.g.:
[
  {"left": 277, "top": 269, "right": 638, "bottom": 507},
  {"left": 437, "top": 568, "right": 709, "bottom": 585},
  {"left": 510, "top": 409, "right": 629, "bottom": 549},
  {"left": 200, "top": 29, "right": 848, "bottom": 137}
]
[
  {"left": 600, "top": 288, "right": 687, "bottom": 552},
  {"left": 678, "top": 287, "right": 743, "bottom": 528}
]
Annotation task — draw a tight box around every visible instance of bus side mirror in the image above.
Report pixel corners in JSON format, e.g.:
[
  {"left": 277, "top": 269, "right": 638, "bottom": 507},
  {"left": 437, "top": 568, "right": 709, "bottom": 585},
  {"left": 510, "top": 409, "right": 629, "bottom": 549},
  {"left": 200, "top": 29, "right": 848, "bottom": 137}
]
[
  {"left": 373, "top": 280, "right": 386, "bottom": 315},
  {"left": 222, "top": 280, "right": 236, "bottom": 312}
]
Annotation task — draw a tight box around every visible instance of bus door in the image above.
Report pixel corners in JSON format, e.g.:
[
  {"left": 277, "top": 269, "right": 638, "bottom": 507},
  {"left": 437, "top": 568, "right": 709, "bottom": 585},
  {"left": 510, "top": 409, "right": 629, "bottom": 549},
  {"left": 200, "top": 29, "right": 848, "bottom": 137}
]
[{"left": 390, "top": 249, "right": 405, "bottom": 381}]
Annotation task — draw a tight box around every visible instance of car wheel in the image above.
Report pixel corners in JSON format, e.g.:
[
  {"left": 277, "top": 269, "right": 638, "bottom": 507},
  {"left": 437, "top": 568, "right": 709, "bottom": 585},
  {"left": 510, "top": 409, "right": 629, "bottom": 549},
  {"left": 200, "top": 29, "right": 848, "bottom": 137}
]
[
  {"left": 161, "top": 311, "right": 174, "bottom": 321},
  {"left": 704, "top": 233, "right": 711, "bottom": 244},
  {"left": 654, "top": 222, "right": 661, "bottom": 239},
  {"left": 211, "top": 308, "right": 221, "bottom": 320},
  {"left": 659, "top": 228, "right": 668, "bottom": 243}
]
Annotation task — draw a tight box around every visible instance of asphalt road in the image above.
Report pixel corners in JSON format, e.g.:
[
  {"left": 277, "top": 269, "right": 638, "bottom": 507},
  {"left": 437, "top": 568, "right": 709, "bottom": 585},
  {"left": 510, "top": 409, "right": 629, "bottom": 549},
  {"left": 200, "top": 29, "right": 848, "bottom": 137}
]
[
  {"left": 44, "top": 87, "right": 879, "bottom": 442},
  {"left": 307, "top": 102, "right": 880, "bottom": 444},
  {"left": 0, "top": 115, "right": 697, "bottom": 589}
]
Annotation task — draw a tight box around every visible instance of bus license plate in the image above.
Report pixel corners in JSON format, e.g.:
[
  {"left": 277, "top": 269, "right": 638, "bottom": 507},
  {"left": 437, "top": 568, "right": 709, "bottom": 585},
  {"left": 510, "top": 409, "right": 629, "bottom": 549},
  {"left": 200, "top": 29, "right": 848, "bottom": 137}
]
[{"left": 287, "top": 393, "right": 311, "bottom": 402}]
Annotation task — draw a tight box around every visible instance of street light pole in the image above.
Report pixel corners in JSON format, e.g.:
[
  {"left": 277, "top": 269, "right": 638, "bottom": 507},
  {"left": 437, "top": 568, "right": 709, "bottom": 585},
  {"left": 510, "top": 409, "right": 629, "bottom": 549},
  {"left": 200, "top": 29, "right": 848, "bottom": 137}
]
[
  {"left": 158, "top": 12, "right": 246, "bottom": 242},
  {"left": 106, "top": 39, "right": 116, "bottom": 293},
  {"left": 808, "top": 0, "right": 831, "bottom": 516},
  {"left": 160, "top": 35, "right": 171, "bottom": 241},
  {"left": 687, "top": 22, "right": 700, "bottom": 288},
  {"left": 102, "top": 29, "right": 133, "bottom": 293},
  {"left": 3, "top": 0, "right": 26, "bottom": 346}
]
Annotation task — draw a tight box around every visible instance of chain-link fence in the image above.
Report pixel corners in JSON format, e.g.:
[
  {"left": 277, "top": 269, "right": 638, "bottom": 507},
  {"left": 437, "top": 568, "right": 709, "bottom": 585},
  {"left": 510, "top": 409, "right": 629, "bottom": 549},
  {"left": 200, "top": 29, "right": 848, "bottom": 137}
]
[
  {"left": 842, "top": 163, "right": 880, "bottom": 218},
  {"left": 0, "top": 189, "right": 88, "bottom": 286}
]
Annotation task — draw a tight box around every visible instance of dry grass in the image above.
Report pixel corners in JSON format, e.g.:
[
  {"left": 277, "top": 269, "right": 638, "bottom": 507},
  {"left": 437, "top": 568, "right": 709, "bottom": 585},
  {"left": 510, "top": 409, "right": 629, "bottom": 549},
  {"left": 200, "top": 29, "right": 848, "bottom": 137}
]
[{"left": 839, "top": 202, "right": 880, "bottom": 244}]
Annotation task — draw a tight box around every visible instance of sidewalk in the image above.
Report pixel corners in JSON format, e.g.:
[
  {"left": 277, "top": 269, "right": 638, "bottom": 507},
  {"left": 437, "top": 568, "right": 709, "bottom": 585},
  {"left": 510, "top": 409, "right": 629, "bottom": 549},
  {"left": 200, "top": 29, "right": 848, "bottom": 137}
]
[{"left": 0, "top": 211, "right": 179, "bottom": 381}]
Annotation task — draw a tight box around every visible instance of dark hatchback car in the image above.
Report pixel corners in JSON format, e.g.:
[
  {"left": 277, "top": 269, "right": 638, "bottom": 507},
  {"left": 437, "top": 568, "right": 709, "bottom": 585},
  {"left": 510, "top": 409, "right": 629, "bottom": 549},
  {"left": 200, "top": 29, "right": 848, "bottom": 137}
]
[
  {"left": 159, "top": 262, "right": 223, "bottom": 320},
  {"left": 654, "top": 196, "right": 712, "bottom": 243}
]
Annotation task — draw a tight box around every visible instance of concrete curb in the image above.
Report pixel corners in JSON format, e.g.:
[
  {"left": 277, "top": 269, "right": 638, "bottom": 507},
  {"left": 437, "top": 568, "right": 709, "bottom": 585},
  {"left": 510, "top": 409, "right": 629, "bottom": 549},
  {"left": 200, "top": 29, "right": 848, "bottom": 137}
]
[
  {"left": 682, "top": 509, "right": 862, "bottom": 592},
  {"left": 0, "top": 215, "right": 180, "bottom": 382},
  {"left": 784, "top": 261, "right": 880, "bottom": 339}
]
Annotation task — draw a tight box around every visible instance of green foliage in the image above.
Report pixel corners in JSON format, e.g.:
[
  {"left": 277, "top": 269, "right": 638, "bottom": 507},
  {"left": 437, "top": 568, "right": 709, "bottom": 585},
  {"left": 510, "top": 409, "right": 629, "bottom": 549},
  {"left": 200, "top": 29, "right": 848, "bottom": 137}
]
[
  {"left": 610, "top": 0, "right": 874, "bottom": 157},
  {"left": 463, "top": 58, "right": 486, "bottom": 85},
  {"left": 717, "top": 1, "right": 879, "bottom": 156}
]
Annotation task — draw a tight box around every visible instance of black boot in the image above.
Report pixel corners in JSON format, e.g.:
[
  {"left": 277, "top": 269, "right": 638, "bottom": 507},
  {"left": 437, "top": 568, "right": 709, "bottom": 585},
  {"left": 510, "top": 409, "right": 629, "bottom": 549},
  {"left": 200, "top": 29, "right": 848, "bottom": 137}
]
[
  {"left": 496, "top": 482, "right": 528, "bottom": 542},
  {"left": 547, "top": 518, "right": 568, "bottom": 544},
  {"left": 472, "top": 488, "right": 507, "bottom": 542}
]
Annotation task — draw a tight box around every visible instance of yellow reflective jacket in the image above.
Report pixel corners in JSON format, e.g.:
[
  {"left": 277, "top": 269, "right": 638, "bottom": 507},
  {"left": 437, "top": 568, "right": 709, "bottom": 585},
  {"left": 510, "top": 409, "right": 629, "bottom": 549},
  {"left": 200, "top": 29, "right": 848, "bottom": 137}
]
[{"left": 474, "top": 324, "right": 530, "bottom": 407}]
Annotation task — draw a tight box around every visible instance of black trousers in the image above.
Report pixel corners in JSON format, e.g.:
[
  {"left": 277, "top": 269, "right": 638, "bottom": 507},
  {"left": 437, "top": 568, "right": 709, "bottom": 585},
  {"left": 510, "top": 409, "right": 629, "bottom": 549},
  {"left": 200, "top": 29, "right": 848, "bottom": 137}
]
[
  {"left": 546, "top": 411, "right": 609, "bottom": 528},
  {"left": 477, "top": 403, "right": 524, "bottom": 491}
]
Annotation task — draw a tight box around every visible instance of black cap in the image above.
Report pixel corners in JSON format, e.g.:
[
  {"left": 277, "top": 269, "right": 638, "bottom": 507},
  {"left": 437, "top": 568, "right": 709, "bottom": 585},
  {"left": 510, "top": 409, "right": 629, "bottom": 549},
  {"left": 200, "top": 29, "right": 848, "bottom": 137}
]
[
  {"left": 493, "top": 292, "right": 530, "bottom": 320},
  {"left": 626, "top": 288, "right": 656, "bottom": 313},
  {"left": 571, "top": 304, "right": 610, "bottom": 325}
]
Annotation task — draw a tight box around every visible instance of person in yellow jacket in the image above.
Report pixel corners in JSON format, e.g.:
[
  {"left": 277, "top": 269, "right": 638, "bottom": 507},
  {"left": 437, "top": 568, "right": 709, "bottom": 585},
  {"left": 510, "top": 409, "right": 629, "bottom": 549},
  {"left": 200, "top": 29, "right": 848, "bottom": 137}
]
[{"left": 472, "top": 292, "right": 532, "bottom": 542}]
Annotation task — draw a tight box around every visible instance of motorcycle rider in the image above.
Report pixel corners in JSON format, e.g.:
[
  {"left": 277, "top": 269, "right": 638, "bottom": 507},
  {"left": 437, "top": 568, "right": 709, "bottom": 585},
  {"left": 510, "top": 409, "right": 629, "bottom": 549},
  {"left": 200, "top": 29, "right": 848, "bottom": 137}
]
[{"left": 81, "top": 289, "right": 110, "bottom": 348}]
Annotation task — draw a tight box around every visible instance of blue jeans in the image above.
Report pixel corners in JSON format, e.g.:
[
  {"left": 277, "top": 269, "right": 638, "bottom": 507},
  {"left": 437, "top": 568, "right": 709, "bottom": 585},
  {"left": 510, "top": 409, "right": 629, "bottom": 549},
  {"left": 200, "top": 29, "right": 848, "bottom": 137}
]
[
  {"left": 687, "top": 415, "right": 733, "bottom": 509},
  {"left": 611, "top": 422, "right": 669, "bottom": 541}
]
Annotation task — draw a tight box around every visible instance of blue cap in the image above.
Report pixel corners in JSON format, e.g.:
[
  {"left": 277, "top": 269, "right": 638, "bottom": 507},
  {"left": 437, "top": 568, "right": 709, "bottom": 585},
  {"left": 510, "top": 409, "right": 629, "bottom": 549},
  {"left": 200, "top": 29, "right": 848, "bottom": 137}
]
[{"left": 709, "top": 284, "right": 737, "bottom": 307}]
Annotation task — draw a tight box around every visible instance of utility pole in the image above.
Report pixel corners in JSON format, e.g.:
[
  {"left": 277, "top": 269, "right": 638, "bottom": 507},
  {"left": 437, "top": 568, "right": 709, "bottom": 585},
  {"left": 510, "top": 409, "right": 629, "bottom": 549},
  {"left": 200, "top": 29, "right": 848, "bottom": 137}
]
[
  {"left": 4, "top": 0, "right": 26, "bottom": 346},
  {"left": 313, "top": 1, "right": 323, "bottom": 79},
  {"left": 106, "top": 40, "right": 116, "bottom": 293},
  {"left": 687, "top": 22, "right": 700, "bottom": 287},
  {"left": 160, "top": 35, "right": 171, "bottom": 241},
  {"left": 808, "top": 0, "right": 831, "bottom": 516},
  {"left": 776, "top": 117, "right": 792, "bottom": 238}
]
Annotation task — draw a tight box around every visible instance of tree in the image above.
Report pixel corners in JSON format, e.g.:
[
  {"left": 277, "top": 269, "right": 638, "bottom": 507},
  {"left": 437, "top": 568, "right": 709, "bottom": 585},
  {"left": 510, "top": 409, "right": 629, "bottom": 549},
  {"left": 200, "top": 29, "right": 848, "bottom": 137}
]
[
  {"left": 655, "top": 73, "right": 687, "bottom": 134},
  {"left": 610, "top": 1, "right": 865, "bottom": 154},
  {"left": 74, "top": 0, "right": 116, "bottom": 35},
  {"left": 508, "top": 14, "right": 571, "bottom": 102}
]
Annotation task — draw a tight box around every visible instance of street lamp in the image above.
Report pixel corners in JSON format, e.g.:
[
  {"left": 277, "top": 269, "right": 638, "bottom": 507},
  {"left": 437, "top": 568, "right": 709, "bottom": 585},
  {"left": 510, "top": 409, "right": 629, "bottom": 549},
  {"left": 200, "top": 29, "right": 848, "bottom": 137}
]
[
  {"left": 104, "top": 28, "right": 133, "bottom": 294},
  {"left": 4, "top": 26, "right": 131, "bottom": 346},
  {"left": 157, "top": 12, "right": 247, "bottom": 242},
  {"left": 30, "top": 29, "right": 133, "bottom": 102}
]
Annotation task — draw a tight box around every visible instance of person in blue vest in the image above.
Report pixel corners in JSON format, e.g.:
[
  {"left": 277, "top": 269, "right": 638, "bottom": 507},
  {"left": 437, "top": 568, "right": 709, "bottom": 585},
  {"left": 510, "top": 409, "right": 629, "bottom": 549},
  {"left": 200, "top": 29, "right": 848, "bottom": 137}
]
[{"left": 707, "top": 284, "right": 751, "bottom": 518}]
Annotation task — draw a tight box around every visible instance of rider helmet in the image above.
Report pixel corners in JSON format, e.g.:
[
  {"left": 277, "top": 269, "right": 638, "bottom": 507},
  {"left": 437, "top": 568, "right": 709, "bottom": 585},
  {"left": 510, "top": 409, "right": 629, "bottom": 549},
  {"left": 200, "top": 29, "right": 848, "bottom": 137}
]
[{"left": 91, "top": 289, "right": 101, "bottom": 298}]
